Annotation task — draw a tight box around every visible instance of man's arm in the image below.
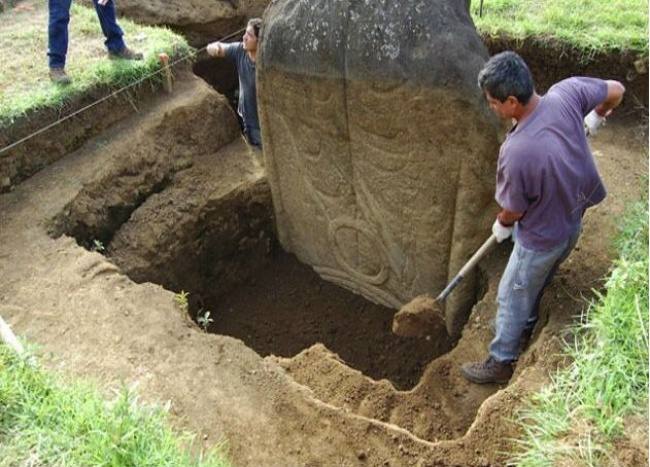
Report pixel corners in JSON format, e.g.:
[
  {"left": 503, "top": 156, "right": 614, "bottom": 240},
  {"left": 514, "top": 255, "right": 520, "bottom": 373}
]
[
  {"left": 491, "top": 208, "right": 523, "bottom": 243},
  {"left": 584, "top": 80, "right": 625, "bottom": 135},
  {"left": 594, "top": 80, "right": 626, "bottom": 117},
  {"left": 206, "top": 42, "right": 227, "bottom": 58},
  {"left": 497, "top": 208, "right": 523, "bottom": 227}
]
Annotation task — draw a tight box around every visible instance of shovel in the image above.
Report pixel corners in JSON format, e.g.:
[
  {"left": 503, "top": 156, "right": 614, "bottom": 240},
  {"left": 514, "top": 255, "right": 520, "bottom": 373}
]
[{"left": 392, "top": 234, "right": 498, "bottom": 337}]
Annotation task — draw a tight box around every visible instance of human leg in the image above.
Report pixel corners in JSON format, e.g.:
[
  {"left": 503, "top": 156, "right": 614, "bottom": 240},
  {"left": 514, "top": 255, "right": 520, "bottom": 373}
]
[
  {"left": 489, "top": 238, "right": 575, "bottom": 364},
  {"left": 525, "top": 223, "right": 582, "bottom": 329},
  {"left": 244, "top": 126, "right": 262, "bottom": 149},
  {"left": 461, "top": 236, "right": 577, "bottom": 384},
  {"left": 91, "top": 0, "right": 126, "bottom": 53},
  {"left": 48, "top": 0, "right": 72, "bottom": 69}
]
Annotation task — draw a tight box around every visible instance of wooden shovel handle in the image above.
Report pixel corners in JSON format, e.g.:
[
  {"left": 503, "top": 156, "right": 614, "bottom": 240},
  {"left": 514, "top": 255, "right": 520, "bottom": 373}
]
[{"left": 435, "top": 234, "right": 498, "bottom": 302}]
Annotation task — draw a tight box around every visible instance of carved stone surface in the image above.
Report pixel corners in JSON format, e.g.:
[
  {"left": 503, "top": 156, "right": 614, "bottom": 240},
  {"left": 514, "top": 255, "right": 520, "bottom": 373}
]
[{"left": 257, "top": 0, "right": 501, "bottom": 335}]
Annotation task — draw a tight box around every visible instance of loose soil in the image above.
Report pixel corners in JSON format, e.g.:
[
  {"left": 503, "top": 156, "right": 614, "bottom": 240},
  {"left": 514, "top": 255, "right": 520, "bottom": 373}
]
[
  {"left": 0, "top": 51, "right": 648, "bottom": 466},
  {"left": 204, "top": 250, "right": 454, "bottom": 390}
]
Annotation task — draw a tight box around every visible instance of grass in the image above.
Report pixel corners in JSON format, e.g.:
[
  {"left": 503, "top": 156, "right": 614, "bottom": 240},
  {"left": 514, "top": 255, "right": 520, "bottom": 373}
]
[
  {"left": 0, "top": 344, "right": 231, "bottom": 466},
  {"left": 511, "top": 191, "right": 649, "bottom": 466},
  {"left": 0, "top": 0, "right": 192, "bottom": 128},
  {"left": 471, "top": 0, "right": 649, "bottom": 57}
]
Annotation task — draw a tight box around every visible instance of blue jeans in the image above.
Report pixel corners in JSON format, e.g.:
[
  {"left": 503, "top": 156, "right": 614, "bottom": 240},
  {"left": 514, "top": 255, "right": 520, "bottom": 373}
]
[
  {"left": 48, "top": 0, "right": 125, "bottom": 68},
  {"left": 244, "top": 126, "right": 262, "bottom": 148},
  {"left": 490, "top": 223, "right": 581, "bottom": 363}
]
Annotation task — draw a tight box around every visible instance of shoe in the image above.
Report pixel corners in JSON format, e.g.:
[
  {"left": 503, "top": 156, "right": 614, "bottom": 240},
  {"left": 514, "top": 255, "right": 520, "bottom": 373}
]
[
  {"left": 461, "top": 356, "right": 513, "bottom": 384},
  {"left": 49, "top": 67, "right": 71, "bottom": 85},
  {"left": 108, "top": 47, "right": 143, "bottom": 61}
]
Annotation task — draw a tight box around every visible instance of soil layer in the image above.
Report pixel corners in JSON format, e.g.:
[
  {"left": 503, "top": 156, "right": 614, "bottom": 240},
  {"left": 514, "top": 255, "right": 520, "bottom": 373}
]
[
  {"left": 206, "top": 250, "right": 454, "bottom": 390},
  {"left": 483, "top": 35, "right": 649, "bottom": 116},
  {"left": 0, "top": 68, "right": 647, "bottom": 465}
]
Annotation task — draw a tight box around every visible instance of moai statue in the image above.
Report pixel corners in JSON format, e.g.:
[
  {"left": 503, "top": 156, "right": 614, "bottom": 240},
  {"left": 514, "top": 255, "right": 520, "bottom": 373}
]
[{"left": 257, "top": 0, "right": 501, "bottom": 336}]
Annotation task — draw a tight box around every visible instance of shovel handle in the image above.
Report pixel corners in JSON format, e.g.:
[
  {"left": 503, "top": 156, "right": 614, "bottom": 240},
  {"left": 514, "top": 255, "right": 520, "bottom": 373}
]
[{"left": 435, "top": 234, "right": 498, "bottom": 302}]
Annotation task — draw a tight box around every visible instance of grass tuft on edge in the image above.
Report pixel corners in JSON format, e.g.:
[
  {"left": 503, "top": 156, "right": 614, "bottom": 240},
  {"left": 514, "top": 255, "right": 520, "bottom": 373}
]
[
  {"left": 511, "top": 190, "right": 649, "bottom": 466},
  {"left": 0, "top": 345, "right": 231, "bottom": 467}
]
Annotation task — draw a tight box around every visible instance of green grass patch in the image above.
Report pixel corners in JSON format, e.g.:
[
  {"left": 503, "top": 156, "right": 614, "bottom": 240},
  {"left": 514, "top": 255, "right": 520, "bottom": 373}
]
[
  {"left": 511, "top": 190, "right": 649, "bottom": 465},
  {"left": 471, "top": 0, "right": 649, "bottom": 57},
  {"left": 0, "top": 0, "right": 192, "bottom": 128},
  {"left": 0, "top": 345, "right": 231, "bottom": 466}
]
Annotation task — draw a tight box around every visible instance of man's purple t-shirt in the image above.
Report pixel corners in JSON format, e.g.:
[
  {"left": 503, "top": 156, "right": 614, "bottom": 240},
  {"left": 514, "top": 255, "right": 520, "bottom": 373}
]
[{"left": 495, "top": 77, "right": 608, "bottom": 251}]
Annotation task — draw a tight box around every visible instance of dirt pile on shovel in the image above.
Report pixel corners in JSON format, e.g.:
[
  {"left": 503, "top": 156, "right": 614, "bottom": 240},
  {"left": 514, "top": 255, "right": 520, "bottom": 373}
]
[{"left": 392, "top": 295, "right": 447, "bottom": 338}]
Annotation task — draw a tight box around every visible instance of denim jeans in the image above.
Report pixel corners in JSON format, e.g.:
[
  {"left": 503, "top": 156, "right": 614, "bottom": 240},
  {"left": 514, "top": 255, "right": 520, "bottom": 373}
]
[
  {"left": 244, "top": 126, "right": 262, "bottom": 149},
  {"left": 48, "top": 0, "right": 125, "bottom": 68},
  {"left": 489, "top": 223, "right": 581, "bottom": 363}
]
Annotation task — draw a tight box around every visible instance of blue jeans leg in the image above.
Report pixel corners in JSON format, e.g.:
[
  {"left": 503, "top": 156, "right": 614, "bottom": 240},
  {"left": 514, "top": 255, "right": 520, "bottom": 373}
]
[
  {"left": 48, "top": 0, "right": 73, "bottom": 68},
  {"left": 245, "top": 126, "right": 262, "bottom": 148},
  {"left": 92, "top": 0, "right": 126, "bottom": 53},
  {"left": 527, "top": 226, "right": 581, "bottom": 328},
  {"left": 490, "top": 225, "right": 581, "bottom": 363}
]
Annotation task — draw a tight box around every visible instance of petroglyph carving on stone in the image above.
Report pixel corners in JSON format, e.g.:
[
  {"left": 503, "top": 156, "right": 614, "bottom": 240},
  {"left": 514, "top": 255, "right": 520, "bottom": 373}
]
[{"left": 258, "top": 0, "right": 502, "bottom": 335}]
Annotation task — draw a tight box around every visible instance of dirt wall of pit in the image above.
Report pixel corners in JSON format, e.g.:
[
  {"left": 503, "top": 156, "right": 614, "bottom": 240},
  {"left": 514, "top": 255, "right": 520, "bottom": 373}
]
[
  {"left": 0, "top": 65, "right": 195, "bottom": 194},
  {"left": 483, "top": 36, "right": 649, "bottom": 116}
]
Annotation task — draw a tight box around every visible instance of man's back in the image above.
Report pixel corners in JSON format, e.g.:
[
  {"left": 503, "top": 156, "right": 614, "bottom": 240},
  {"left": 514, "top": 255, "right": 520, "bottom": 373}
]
[{"left": 496, "top": 77, "right": 608, "bottom": 251}]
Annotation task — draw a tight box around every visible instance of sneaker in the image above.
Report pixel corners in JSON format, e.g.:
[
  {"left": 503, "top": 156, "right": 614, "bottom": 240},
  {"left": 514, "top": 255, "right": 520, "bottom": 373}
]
[
  {"left": 49, "top": 67, "right": 71, "bottom": 85},
  {"left": 108, "top": 47, "right": 143, "bottom": 61},
  {"left": 461, "top": 356, "right": 513, "bottom": 384}
]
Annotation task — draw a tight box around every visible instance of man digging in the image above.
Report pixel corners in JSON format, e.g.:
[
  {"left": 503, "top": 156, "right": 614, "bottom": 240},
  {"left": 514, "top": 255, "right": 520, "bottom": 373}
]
[
  {"left": 207, "top": 18, "right": 263, "bottom": 150},
  {"left": 461, "top": 51, "right": 625, "bottom": 384}
]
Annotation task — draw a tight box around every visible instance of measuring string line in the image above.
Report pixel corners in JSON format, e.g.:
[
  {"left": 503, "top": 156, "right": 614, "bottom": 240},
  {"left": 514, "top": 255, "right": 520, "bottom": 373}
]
[{"left": 0, "top": 27, "right": 245, "bottom": 157}]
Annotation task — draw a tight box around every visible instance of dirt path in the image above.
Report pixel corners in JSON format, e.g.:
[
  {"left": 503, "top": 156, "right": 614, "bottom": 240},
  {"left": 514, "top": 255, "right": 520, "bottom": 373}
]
[{"left": 0, "top": 68, "right": 646, "bottom": 467}]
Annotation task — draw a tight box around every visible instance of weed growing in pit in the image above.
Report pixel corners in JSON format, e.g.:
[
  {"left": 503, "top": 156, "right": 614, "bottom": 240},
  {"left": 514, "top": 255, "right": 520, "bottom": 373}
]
[
  {"left": 511, "top": 190, "right": 649, "bottom": 466},
  {"left": 91, "top": 239, "right": 106, "bottom": 252},
  {"left": 197, "top": 309, "right": 214, "bottom": 332},
  {"left": 0, "top": 344, "right": 231, "bottom": 467},
  {"left": 175, "top": 290, "right": 189, "bottom": 313}
]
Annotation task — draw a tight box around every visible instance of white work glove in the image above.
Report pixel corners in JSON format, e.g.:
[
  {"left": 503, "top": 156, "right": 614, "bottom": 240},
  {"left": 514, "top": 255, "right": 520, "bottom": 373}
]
[
  {"left": 584, "top": 110, "right": 606, "bottom": 136},
  {"left": 492, "top": 219, "right": 513, "bottom": 243}
]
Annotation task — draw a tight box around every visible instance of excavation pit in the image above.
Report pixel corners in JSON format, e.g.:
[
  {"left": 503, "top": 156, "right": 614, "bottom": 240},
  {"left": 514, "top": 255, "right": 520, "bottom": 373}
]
[
  {"left": 195, "top": 249, "right": 454, "bottom": 390},
  {"left": 0, "top": 11, "right": 644, "bottom": 459},
  {"left": 40, "top": 83, "right": 512, "bottom": 444},
  {"left": 51, "top": 160, "right": 454, "bottom": 390}
]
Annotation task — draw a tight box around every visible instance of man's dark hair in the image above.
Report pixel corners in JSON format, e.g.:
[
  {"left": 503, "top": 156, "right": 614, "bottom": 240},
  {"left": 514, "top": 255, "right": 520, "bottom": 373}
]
[
  {"left": 477, "top": 51, "right": 534, "bottom": 104},
  {"left": 248, "top": 18, "right": 262, "bottom": 38}
]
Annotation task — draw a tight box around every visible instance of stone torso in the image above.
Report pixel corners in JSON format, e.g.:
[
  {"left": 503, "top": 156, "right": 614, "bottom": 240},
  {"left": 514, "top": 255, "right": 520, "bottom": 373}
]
[{"left": 257, "top": 0, "right": 501, "bottom": 335}]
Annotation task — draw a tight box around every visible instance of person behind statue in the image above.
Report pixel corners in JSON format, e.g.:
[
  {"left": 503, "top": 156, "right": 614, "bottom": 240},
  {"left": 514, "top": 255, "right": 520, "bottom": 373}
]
[
  {"left": 48, "top": 0, "right": 143, "bottom": 85},
  {"left": 207, "top": 18, "right": 263, "bottom": 149},
  {"left": 461, "top": 51, "right": 625, "bottom": 384}
]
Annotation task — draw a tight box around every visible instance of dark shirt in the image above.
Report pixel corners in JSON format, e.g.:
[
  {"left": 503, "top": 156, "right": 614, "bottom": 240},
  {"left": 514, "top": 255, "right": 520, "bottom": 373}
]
[
  {"left": 495, "top": 77, "right": 608, "bottom": 251},
  {"left": 223, "top": 42, "right": 260, "bottom": 132}
]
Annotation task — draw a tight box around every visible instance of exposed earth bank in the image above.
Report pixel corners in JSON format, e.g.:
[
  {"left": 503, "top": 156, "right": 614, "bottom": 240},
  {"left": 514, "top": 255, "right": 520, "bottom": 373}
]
[{"left": 0, "top": 34, "right": 648, "bottom": 467}]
